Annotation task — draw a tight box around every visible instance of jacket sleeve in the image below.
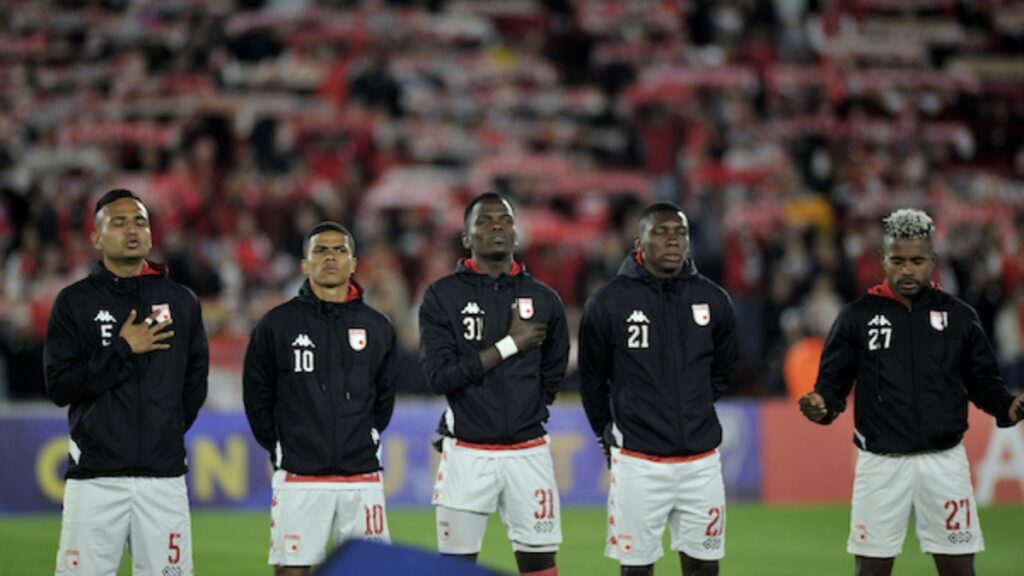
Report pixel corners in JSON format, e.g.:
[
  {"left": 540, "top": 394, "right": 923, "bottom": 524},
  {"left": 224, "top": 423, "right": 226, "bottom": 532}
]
[
  {"left": 578, "top": 296, "right": 613, "bottom": 437},
  {"left": 418, "top": 284, "right": 485, "bottom": 395},
  {"left": 711, "top": 290, "right": 739, "bottom": 401},
  {"left": 243, "top": 317, "right": 278, "bottom": 454},
  {"left": 814, "top": 306, "right": 859, "bottom": 425},
  {"left": 961, "top": 306, "right": 1015, "bottom": 427},
  {"left": 182, "top": 293, "right": 209, "bottom": 431},
  {"left": 43, "top": 289, "right": 134, "bottom": 407},
  {"left": 539, "top": 292, "right": 569, "bottom": 405},
  {"left": 373, "top": 320, "right": 399, "bottom": 432}
]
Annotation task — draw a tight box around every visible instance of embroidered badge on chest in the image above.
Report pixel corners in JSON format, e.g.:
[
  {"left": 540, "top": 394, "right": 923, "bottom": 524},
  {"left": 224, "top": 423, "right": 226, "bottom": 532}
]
[
  {"left": 151, "top": 303, "right": 172, "bottom": 323},
  {"left": 516, "top": 297, "right": 534, "bottom": 319},
  {"left": 930, "top": 310, "right": 948, "bottom": 331},
  {"left": 349, "top": 328, "right": 367, "bottom": 351},
  {"left": 691, "top": 303, "right": 711, "bottom": 326}
]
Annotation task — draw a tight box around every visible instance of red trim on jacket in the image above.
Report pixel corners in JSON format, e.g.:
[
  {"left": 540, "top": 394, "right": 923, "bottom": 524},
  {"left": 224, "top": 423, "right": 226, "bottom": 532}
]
[
  {"left": 463, "top": 258, "right": 523, "bottom": 276},
  {"left": 867, "top": 278, "right": 942, "bottom": 304},
  {"left": 140, "top": 261, "right": 164, "bottom": 276},
  {"left": 343, "top": 281, "right": 362, "bottom": 302}
]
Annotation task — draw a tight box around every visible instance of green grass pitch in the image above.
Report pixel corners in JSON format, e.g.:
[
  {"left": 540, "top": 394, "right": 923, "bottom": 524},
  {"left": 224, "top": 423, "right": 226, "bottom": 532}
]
[{"left": 1, "top": 505, "right": 1021, "bottom": 575}]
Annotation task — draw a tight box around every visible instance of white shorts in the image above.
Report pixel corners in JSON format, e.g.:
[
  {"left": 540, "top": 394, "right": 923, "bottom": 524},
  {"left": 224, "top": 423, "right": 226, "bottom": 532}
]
[
  {"left": 606, "top": 448, "right": 726, "bottom": 566},
  {"left": 55, "top": 476, "right": 192, "bottom": 576},
  {"left": 432, "top": 436, "right": 561, "bottom": 554},
  {"left": 269, "top": 470, "right": 390, "bottom": 567},
  {"left": 848, "top": 444, "right": 985, "bottom": 558}
]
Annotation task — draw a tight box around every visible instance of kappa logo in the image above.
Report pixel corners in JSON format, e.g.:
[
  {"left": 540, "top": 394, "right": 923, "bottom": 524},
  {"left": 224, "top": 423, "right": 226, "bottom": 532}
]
[
  {"left": 867, "top": 314, "right": 892, "bottom": 327},
  {"left": 93, "top": 310, "right": 116, "bottom": 323},
  {"left": 291, "top": 334, "right": 316, "bottom": 348},
  {"left": 461, "top": 302, "right": 484, "bottom": 315},
  {"left": 626, "top": 310, "right": 651, "bottom": 324},
  {"left": 930, "top": 310, "right": 948, "bottom": 331}
]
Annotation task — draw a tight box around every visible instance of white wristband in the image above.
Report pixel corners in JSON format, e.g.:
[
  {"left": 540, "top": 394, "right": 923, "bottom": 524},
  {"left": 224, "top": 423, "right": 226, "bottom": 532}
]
[{"left": 494, "top": 335, "right": 519, "bottom": 360}]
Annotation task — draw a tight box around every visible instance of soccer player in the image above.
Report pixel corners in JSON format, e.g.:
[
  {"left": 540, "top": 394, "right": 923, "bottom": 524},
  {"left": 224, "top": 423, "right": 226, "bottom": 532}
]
[
  {"left": 799, "top": 208, "right": 1024, "bottom": 576},
  {"left": 579, "top": 202, "right": 738, "bottom": 576},
  {"left": 243, "top": 222, "right": 398, "bottom": 576},
  {"left": 44, "top": 189, "right": 209, "bottom": 576},
  {"left": 418, "top": 193, "right": 569, "bottom": 576},
  {"left": 577, "top": 201, "right": 737, "bottom": 573}
]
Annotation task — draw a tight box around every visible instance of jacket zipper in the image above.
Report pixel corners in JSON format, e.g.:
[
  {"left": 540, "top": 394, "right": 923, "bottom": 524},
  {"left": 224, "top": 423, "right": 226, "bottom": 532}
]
[
  {"left": 909, "top": 304, "right": 920, "bottom": 450},
  {"left": 328, "top": 317, "right": 340, "bottom": 464},
  {"left": 134, "top": 279, "right": 144, "bottom": 471},
  {"left": 497, "top": 280, "right": 509, "bottom": 440}
]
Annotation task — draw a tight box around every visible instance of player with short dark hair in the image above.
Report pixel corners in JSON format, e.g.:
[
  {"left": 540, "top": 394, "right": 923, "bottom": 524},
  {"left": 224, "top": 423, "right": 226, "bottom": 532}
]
[
  {"left": 418, "top": 192, "right": 569, "bottom": 576},
  {"left": 800, "top": 208, "right": 1024, "bottom": 576},
  {"left": 579, "top": 202, "right": 738, "bottom": 576},
  {"left": 44, "top": 188, "right": 209, "bottom": 575},
  {"left": 243, "top": 222, "right": 398, "bottom": 576}
]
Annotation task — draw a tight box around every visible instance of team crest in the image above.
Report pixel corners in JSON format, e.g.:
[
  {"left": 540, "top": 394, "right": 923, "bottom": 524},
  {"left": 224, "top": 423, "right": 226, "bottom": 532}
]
[
  {"left": 65, "top": 549, "right": 80, "bottom": 571},
  {"left": 349, "top": 328, "right": 367, "bottom": 351},
  {"left": 516, "top": 298, "right": 534, "bottom": 319},
  {"left": 930, "top": 310, "right": 948, "bottom": 331},
  {"left": 151, "top": 303, "right": 172, "bottom": 323},
  {"left": 691, "top": 303, "right": 711, "bottom": 326}
]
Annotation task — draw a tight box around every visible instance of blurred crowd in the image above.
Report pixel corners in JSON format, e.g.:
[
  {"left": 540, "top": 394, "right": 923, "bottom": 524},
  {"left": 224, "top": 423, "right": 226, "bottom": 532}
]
[{"left": 2, "top": 0, "right": 1023, "bottom": 406}]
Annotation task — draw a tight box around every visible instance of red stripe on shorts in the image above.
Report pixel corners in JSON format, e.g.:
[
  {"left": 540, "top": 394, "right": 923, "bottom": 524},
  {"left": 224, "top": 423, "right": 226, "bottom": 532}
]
[
  {"left": 455, "top": 437, "right": 547, "bottom": 451},
  {"left": 619, "top": 448, "right": 716, "bottom": 463},
  {"left": 284, "top": 472, "right": 381, "bottom": 483}
]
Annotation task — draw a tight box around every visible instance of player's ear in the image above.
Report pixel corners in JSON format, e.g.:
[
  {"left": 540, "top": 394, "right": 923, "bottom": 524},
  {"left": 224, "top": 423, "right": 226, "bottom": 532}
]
[
  {"left": 300, "top": 258, "right": 310, "bottom": 277},
  {"left": 461, "top": 233, "right": 471, "bottom": 250}
]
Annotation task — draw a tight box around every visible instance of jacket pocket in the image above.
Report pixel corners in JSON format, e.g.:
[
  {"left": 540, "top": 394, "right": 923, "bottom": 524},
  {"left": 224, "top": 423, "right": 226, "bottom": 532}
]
[{"left": 340, "top": 362, "right": 373, "bottom": 415}]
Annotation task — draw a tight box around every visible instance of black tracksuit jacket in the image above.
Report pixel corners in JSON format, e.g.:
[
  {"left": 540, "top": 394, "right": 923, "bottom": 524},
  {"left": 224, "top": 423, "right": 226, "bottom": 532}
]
[
  {"left": 418, "top": 259, "right": 569, "bottom": 444},
  {"left": 243, "top": 280, "right": 397, "bottom": 475},
  {"left": 814, "top": 280, "right": 1016, "bottom": 454},
  {"left": 579, "top": 253, "right": 738, "bottom": 457},
  {"left": 43, "top": 261, "right": 209, "bottom": 479}
]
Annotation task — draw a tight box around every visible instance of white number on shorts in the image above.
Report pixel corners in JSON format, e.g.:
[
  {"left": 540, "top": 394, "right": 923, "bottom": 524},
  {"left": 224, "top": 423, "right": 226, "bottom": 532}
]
[
  {"left": 868, "top": 328, "right": 892, "bottom": 351},
  {"left": 705, "top": 507, "right": 724, "bottom": 537},
  {"left": 627, "top": 324, "right": 649, "bottom": 349},
  {"left": 293, "top": 349, "right": 314, "bottom": 372},
  {"left": 168, "top": 533, "right": 182, "bottom": 565},
  {"left": 534, "top": 488, "right": 555, "bottom": 520},
  {"left": 944, "top": 498, "right": 971, "bottom": 530},
  {"left": 463, "top": 317, "right": 483, "bottom": 341},
  {"left": 364, "top": 504, "right": 385, "bottom": 535}
]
